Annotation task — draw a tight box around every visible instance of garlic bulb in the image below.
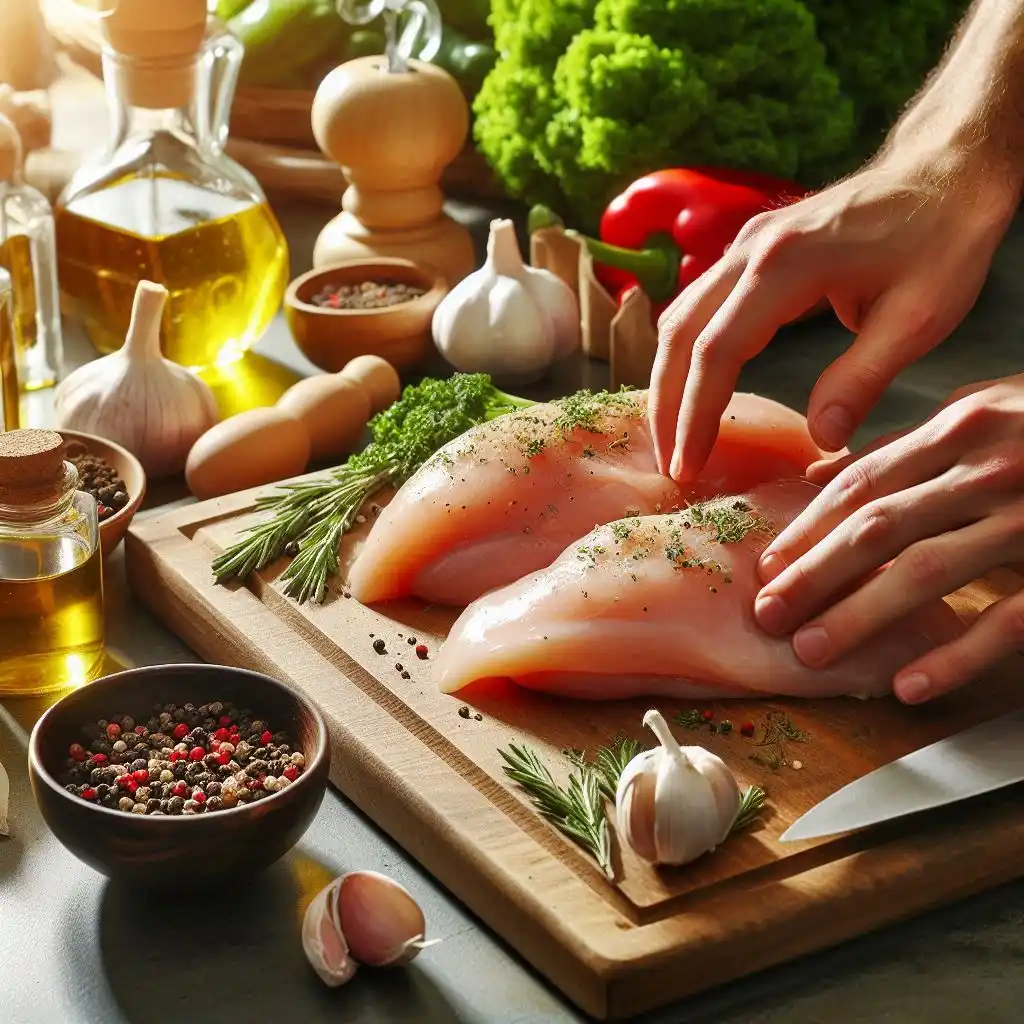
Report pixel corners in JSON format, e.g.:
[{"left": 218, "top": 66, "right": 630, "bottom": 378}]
[
  {"left": 616, "top": 709, "right": 741, "bottom": 867},
  {"left": 53, "top": 281, "right": 219, "bottom": 478},
  {"left": 302, "top": 870, "right": 440, "bottom": 987},
  {"left": 431, "top": 218, "right": 580, "bottom": 386},
  {"left": 0, "top": 758, "right": 8, "bottom": 836}
]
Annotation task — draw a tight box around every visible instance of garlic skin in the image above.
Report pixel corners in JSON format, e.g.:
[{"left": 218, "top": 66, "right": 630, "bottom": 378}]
[
  {"left": 616, "top": 709, "right": 741, "bottom": 867},
  {"left": 301, "top": 878, "right": 358, "bottom": 987},
  {"left": 53, "top": 281, "right": 219, "bottom": 478},
  {"left": 0, "top": 759, "right": 8, "bottom": 836},
  {"left": 302, "top": 870, "right": 439, "bottom": 987},
  {"left": 431, "top": 218, "right": 580, "bottom": 387}
]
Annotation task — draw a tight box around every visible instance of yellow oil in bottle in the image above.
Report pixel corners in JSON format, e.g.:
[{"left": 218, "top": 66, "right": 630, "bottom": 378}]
[
  {"left": 55, "top": 173, "right": 289, "bottom": 369},
  {"left": 0, "top": 279, "right": 17, "bottom": 431},
  {"left": 0, "top": 232, "right": 39, "bottom": 378},
  {"left": 0, "top": 535, "right": 104, "bottom": 696}
]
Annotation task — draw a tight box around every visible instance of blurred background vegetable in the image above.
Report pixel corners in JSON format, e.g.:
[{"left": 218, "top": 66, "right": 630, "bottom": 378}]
[
  {"left": 472, "top": 0, "right": 972, "bottom": 230},
  {"left": 215, "top": 0, "right": 496, "bottom": 96}
]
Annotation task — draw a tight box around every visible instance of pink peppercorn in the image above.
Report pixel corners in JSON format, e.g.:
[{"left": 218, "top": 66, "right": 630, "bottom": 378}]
[
  {"left": 261, "top": 730, "right": 273, "bottom": 746},
  {"left": 90, "top": 753, "right": 109, "bottom": 766},
  {"left": 131, "top": 769, "right": 149, "bottom": 784},
  {"left": 81, "top": 787, "right": 97, "bottom": 801},
  {"left": 68, "top": 743, "right": 87, "bottom": 762},
  {"left": 218, "top": 716, "right": 232, "bottom": 728},
  {"left": 106, "top": 723, "right": 121, "bottom": 739},
  {"left": 189, "top": 746, "right": 205, "bottom": 761},
  {"left": 216, "top": 752, "right": 231, "bottom": 766},
  {"left": 415, "top": 644, "right": 429, "bottom": 660},
  {"left": 134, "top": 725, "right": 147, "bottom": 736},
  {"left": 282, "top": 765, "right": 300, "bottom": 782},
  {"left": 192, "top": 791, "right": 206, "bottom": 805},
  {"left": 214, "top": 727, "right": 230, "bottom": 742},
  {"left": 120, "top": 778, "right": 138, "bottom": 795},
  {"left": 171, "top": 781, "right": 188, "bottom": 798},
  {"left": 172, "top": 723, "right": 188, "bottom": 741}
]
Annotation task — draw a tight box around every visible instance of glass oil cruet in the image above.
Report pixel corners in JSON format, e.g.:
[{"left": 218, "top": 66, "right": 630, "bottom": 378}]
[
  {"left": 0, "top": 267, "right": 18, "bottom": 431},
  {"left": 0, "top": 428, "right": 105, "bottom": 697},
  {"left": 0, "top": 112, "right": 63, "bottom": 394},
  {"left": 54, "top": 0, "right": 290, "bottom": 371}
]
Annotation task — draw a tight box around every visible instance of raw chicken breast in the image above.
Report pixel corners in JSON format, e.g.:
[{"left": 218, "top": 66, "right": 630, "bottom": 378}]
[
  {"left": 434, "top": 479, "right": 964, "bottom": 700},
  {"left": 347, "top": 390, "right": 825, "bottom": 606}
]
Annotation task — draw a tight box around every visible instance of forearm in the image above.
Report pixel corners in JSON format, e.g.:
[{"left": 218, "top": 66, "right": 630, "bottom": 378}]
[{"left": 881, "top": 0, "right": 1024, "bottom": 191}]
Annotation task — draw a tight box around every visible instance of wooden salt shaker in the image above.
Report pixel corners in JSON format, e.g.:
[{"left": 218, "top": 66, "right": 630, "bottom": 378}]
[{"left": 310, "top": 56, "right": 475, "bottom": 285}]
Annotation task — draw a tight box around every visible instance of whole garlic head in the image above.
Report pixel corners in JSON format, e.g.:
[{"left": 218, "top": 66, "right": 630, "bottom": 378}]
[
  {"left": 302, "top": 870, "right": 440, "bottom": 987},
  {"left": 616, "top": 709, "right": 741, "bottom": 867},
  {"left": 53, "top": 281, "right": 219, "bottom": 478},
  {"left": 431, "top": 218, "right": 580, "bottom": 387}
]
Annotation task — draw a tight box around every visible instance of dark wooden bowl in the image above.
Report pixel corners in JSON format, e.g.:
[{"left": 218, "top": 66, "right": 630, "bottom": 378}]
[
  {"left": 28, "top": 663, "right": 330, "bottom": 889},
  {"left": 284, "top": 258, "right": 448, "bottom": 373}
]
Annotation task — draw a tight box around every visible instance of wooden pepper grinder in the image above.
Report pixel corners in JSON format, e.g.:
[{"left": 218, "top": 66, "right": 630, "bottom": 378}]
[{"left": 310, "top": 13, "right": 476, "bottom": 286}]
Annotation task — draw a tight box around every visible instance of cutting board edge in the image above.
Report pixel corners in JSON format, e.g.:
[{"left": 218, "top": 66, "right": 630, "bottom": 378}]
[{"left": 124, "top": 509, "right": 1024, "bottom": 1020}]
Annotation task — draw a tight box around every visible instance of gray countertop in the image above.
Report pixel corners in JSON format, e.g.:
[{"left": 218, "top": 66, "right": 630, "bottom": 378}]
[{"left": 3, "top": 197, "right": 1024, "bottom": 1024}]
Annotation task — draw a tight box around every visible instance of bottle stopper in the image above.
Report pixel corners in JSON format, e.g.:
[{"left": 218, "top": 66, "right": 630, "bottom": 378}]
[
  {"left": 0, "top": 428, "right": 66, "bottom": 506},
  {"left": 98, "top": 0, "right": 210, "bottom": 110}
]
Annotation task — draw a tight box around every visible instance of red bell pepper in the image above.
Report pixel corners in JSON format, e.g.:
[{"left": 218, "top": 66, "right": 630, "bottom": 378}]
[{"left": 530, "top": 167, "right": 809, "bottom": 320}]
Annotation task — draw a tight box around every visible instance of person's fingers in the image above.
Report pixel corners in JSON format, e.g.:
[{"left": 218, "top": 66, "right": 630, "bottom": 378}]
[
  {"left": 754, "top": 473, "right": 980, "bottom": 635},
  {"left": 805, "top": 376, "right": 1012, "bottom": 487},
  {"left": 648, "top": 260, "right": 742, "bottom": 475},
  {"left": 668, "top": 255, "right": 825, "bottom": 482},
  {"left": 893, "top": 585, "right": 1024, "bottom": 703},
  {"left": 758, "top": 419, "right": 962, "bottom": 582},
  {"left": 805, "top": 283, "right": 959, "bottom": 452},
  {"left": 787, "top": 515, "right": 1016, "bottom": 667}
]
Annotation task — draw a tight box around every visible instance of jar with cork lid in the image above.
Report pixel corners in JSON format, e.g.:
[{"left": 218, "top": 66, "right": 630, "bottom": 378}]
[{"left": 0, "top": 429, "right": 105, "bottom": 696}]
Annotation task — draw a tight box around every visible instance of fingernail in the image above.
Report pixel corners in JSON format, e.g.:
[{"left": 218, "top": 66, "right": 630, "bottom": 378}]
[
  {"left": 754, "top": 594, "right": 788, "bottom": 634},
  {"left": 758, "top": 551, "right": 786, "bottom": 582},
  {"left": 896, "top": 672, "right": 931, "bottom": 704},
  {"left": 814, "top": 405, "right": 853, "bottom": 451},
  {"left": 793, "top": 625, "right": 830, "bottom": 666}
]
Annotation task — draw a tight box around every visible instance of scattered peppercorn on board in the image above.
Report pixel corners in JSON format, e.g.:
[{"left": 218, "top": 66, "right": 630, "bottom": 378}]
[{"left": 125, "top": 481, "right": 1024, "bottom": 1021}]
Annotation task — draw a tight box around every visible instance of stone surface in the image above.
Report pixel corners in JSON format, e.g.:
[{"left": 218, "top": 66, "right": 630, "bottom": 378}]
[{"left": 3, "top": 192, "right": 1024, "bottom": 1024}]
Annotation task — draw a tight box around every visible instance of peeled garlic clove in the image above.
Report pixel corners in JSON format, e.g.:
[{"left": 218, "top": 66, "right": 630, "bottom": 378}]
[
  {"left": 337, "top": 870, "right": 440, "bottom": 967},
  {"left": 0, "top": 759, "right": 8, "bottom": 836},
  {"left": 302, "top": 879, "right": 358, "bottom": 987}
]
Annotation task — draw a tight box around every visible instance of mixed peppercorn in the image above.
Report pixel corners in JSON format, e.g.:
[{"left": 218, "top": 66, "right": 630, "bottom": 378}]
[
  {"left": 310, "top": 281, "right": 426, "bottom": 310},
  {"left": 57, "top": 701, "right": 305, "bottom": 815},
  {"left": 64, "top": 443, "right": 130, "bottom": 522}
]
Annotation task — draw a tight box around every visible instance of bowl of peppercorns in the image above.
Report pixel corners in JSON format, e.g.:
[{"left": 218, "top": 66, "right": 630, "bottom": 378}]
[
  {"left": 285, "top": 257, "right": 448, "bottom": 373},
  {"left": 28, "top": 663, "right": 330, "bottom": 889},
  {"left": 58, "top": 430, "right": 146, "bottom": 557}
]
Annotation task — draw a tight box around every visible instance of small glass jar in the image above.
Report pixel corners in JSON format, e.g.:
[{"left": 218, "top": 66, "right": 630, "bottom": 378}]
[{"left": 0, "top": 429, "right": 105, "bottom": 697}]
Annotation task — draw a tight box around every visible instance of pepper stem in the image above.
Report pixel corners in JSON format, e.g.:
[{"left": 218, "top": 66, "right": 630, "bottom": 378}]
[
  {"left": 643, "top": 708, "right": 691, "bottom": 766},
  {"left": 565, "top": 230, "right": 681, "bottom": 303}
]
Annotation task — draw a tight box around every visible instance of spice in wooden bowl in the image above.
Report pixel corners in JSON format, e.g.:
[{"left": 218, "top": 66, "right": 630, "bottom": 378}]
[
  {"left": 311, "top": 280, "right": 426, "bottom": 310},
  {"left": 63, "top": 443, "right": 129, "bottom": 523}
]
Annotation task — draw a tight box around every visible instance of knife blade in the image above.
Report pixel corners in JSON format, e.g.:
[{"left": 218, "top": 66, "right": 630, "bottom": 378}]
[{"left": 780, "top": 708, "right": 1024, "bottom": 843}]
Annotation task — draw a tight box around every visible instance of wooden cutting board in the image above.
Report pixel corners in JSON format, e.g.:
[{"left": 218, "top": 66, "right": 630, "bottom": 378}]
[{"left": 124, "top": 479, "right": 1024, "bottom": 1021}]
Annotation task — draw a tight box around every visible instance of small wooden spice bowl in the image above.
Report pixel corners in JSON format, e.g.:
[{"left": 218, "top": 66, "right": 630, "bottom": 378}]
[
  {"left": 284, "top": 257, "right": 448, "bottom": 373},
  {"left": 57, "top": 429, "right": 146, "bottom": 558},
  {"left": 28, "top": 663, "right": 330, "bottom": 890}
]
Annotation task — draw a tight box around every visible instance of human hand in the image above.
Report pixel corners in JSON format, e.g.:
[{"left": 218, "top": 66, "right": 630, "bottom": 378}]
[
  {"left": 647, "top": 148, "right": 1021, "bottom": 483},
  {"left": 751, "top": 375, "right": 1024, "bottom": 704}
]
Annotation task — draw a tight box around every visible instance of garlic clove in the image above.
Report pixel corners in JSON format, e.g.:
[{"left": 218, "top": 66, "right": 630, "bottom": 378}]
[
  {"left": 615, "top": 749, "right": 659, "bottom": 863},
  {"left": 302, "top": 879, "right": 359, "bottom": 987},
  {"left": 0, "top": 759, "right": 9, "bottom": 836},
  {"left": 336, "top": 870, "right": 440, "bottom": 967}
]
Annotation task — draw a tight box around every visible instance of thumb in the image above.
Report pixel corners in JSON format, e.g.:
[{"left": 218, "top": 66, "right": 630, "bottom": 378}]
[{"left": 806, "top": 284, "right": 958, "bottom": 451}]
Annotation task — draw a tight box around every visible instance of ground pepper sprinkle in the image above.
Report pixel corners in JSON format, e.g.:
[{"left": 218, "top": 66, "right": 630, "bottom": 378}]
[{"left": 56, "top": 701, "right": 306, "bottom": 816}]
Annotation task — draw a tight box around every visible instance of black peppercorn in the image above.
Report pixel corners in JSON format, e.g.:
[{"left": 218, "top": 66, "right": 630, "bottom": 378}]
[
  {"left": 206, "top": 796, "right": 223, "bottom": 812},
  {"left": 146, "top": 798, "right": 161, "bottom": 813},
  {"left": 169, "top": 797, "right": 184, "bottom": 814},
  {"left": 206, "top": 781, "right": 221, "bottom": 796},
  {"left": 130, "top": 758, "right": 147, "bottom": 773},
  {"left": 372, "top": 638, "right": 386, "bottom": 655}
]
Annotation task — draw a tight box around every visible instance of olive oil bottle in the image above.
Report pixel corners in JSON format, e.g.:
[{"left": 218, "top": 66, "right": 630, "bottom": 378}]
[
  {"left": 0, "top": 267, "right": 18, "bottom": 430},
  {"left": 0, "top": 429, "right": 105, "bottom": 696},
  {"left": 54, "top": 0, "right": 288, "bottom": 371},
  {"left": 0, "top": 112, "right": 63, "bottom": 392}
]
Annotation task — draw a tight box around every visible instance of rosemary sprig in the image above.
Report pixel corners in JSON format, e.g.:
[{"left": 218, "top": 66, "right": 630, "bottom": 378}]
[
  {"left": 593, "top": 735, "right": 640, "bottom": 801},
  {"left": 500, "top": 742, "right": 613, "bottom": 879},
  {"left": 730, "top": 785, "right": 767, "bottom": 833}
]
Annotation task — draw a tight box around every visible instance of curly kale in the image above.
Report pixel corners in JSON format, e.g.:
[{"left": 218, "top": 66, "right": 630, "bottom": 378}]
[{"left": 474, "top": 0, "right": 969, "bottom": 229}]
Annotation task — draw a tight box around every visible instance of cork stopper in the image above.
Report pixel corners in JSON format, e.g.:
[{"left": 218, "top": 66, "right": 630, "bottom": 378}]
[
  {"left": 0, "top": 429, "right": 67, "bottom": 506},
  {"left": 100, "top": 0, "right": 209, "bottom": 110},
  {"left": 0, "top": 112, "right": 22, "bottom": 184}
]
